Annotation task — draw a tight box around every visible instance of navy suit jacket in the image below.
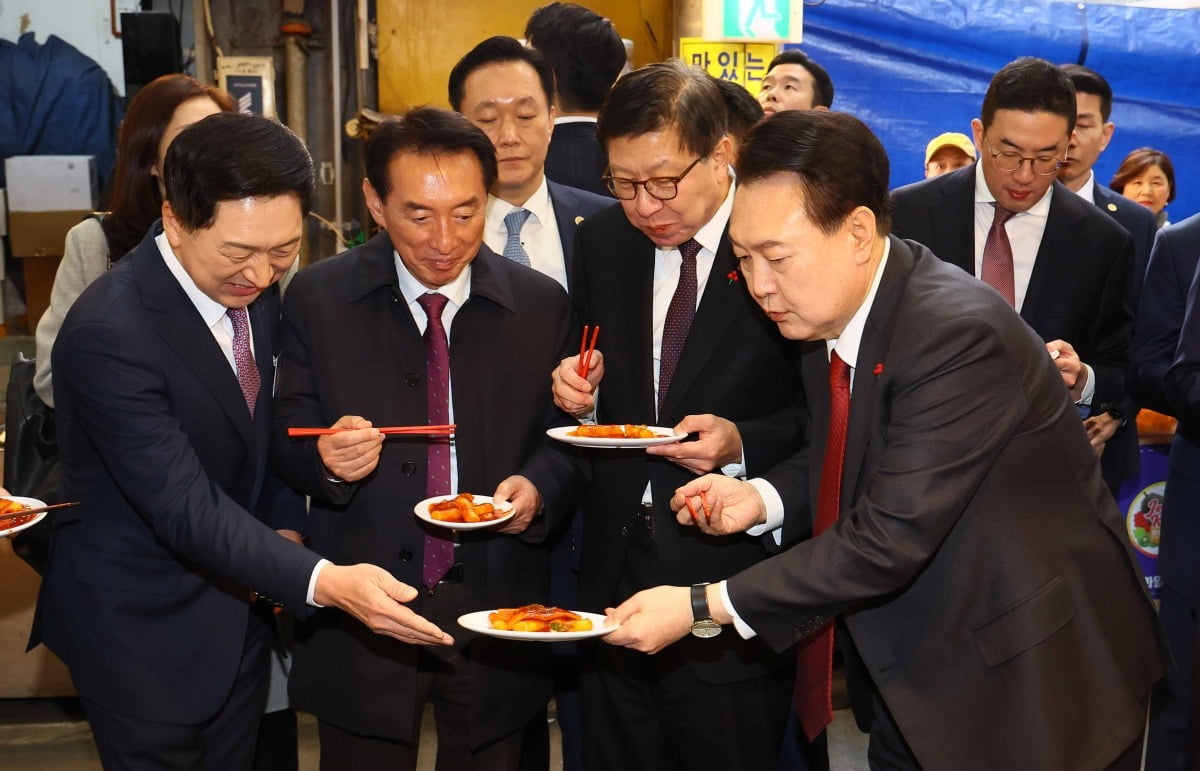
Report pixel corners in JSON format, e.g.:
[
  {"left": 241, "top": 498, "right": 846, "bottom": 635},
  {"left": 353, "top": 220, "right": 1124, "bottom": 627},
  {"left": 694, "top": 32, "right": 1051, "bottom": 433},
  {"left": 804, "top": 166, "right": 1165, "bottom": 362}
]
[
  {"left": 545, "top": 121, "right": 611, "bottom": 198},
  {"left": 735, "top": 237, "right": 1163, "bottom": 771},
  {"left": 891, "top": 164, "right": 1138, "bottom": 491},
  {"left": 30, "top": 223, "right": 319, "bottom": 725},
  {"left": 271, "top": 234, "right": 578, "bottom": 747},
  {"left": 546, "top": 178, "right": 612, "bottom": 287},
  {"left": 1094, "top": 183, "right": 1158, "bottom": 296}
]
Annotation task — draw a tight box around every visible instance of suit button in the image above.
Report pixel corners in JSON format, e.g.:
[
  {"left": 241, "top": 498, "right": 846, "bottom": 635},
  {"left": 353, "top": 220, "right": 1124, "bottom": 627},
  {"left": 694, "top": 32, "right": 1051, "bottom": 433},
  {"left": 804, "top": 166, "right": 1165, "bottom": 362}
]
[
  {"left": 399, "top": 549, "right": 413, "bottom": 562},
  {"left": 619, "top": 525, "right": 630, "bottom": 537},
  {"left": 405, "top": 372, "right": 420, "bottom": 386},
  {"left": 401, "top": 462, "right": 417, "bottom": 476}
]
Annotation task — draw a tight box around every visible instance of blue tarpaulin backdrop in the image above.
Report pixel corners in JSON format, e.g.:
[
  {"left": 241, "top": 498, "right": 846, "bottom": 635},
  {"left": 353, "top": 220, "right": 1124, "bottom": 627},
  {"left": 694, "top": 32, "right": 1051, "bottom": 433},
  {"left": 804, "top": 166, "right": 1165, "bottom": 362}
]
[{"left": 791, "top": 0, "right": 1200, "bottom": 223}]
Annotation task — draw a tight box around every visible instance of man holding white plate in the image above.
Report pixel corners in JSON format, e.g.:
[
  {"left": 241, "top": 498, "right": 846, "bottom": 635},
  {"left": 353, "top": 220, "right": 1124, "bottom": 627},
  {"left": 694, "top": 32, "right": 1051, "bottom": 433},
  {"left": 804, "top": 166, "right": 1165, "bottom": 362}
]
[{"left": 270, "top": 108, "right": 578, "bottom": 770}]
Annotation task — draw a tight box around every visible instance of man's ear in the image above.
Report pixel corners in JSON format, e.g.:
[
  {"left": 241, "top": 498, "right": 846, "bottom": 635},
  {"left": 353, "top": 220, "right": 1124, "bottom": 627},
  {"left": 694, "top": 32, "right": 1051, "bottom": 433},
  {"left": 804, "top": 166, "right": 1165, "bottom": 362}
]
[{"left": 363, "top": 178, "right": 386, "bottom": 227}]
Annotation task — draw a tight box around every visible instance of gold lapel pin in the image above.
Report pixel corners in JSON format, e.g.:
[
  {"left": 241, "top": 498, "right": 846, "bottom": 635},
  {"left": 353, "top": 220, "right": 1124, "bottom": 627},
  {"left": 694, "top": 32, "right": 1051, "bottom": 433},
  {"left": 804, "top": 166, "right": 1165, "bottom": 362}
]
[
  {"left": 574, "top": 216, "right": 584, "bottom": 225},
  {"left": 1107, "top": 203, "right": 1118, "bottom": 212}
]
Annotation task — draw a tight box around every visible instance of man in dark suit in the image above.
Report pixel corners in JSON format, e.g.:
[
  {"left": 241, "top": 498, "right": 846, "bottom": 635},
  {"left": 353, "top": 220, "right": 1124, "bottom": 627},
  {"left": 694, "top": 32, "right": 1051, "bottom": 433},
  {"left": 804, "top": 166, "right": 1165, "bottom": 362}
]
[
  {"left": 609, "top": 109, "right": 1164, "bottom": 771},
  {"left": 524, "top": 2, "right": 626, "bottom": 198},
  {"left": 270, "top": 108, "right": 576, "bottom": 771},
  {"left": 448, "top": 35, "right": 612, "bottom": 771},
  {"left": 890, "top": 58, "right": 1137, "bottom": 497},
  {"left": 551, "top": 60, "right": 805, "bottom": 771},
  {"left": 1142, "top": 214, "right": 1200, "bottom": 769},
  {"left": 30, "top": 113, "right": 450, "bottom": 771}
]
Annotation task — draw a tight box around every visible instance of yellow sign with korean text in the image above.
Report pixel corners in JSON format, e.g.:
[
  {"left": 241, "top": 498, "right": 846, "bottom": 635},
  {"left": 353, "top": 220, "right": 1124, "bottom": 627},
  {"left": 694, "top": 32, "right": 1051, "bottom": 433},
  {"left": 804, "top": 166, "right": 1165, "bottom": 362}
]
[{"left": 679, "top": 38, "right": 778, "bottom": 97}]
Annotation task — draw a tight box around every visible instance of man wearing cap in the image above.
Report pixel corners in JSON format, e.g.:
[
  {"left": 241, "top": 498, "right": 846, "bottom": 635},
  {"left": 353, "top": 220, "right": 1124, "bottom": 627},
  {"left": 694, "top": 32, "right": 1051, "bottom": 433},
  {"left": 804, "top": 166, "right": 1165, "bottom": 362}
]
[
  {"left": 924, "top": 132, "right": 976, "bottom": 178},
  {"left": 757, "top": 49, "right": 834, "bottom": 115}
]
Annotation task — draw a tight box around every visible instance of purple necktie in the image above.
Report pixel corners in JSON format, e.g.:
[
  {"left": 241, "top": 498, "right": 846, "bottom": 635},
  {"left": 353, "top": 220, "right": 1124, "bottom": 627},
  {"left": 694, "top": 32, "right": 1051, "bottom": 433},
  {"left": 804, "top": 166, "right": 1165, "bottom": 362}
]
[
  {"left": 981, "top": 203, "right": 1017, "bottom": 307},
  {"left": 658, "top": 238, "right": 701, "bottom": 415},
  {"left": 228, "top": 307, "right": 260, "bottom": 417},
  {"left": 417, "top": 293, "right": 455, "bottom": 589}
]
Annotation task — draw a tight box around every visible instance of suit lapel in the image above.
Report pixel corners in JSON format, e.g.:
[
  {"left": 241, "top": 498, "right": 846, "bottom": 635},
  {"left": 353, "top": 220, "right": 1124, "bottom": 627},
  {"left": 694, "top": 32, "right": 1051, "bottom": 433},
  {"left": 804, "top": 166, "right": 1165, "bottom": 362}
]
[
  {"left": 549, "top": 181, "right": 581, "bottom": 286},
  {"left": 658, "top": 235, "right": 739, "bottom": 422},
  {"left": 620, "top": 230, "right": 657, "bottom": 422}
]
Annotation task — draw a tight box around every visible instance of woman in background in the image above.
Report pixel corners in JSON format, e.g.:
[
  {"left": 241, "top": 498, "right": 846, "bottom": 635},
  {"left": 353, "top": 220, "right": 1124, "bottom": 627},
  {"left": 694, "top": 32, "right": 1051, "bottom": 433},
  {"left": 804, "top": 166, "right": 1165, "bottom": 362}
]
[
  {"left": 1111, "top": 147, "right": 1176, "bottom": 230},
  {"left": 33, "top": 73, "right": 233, "bottom": 407}
]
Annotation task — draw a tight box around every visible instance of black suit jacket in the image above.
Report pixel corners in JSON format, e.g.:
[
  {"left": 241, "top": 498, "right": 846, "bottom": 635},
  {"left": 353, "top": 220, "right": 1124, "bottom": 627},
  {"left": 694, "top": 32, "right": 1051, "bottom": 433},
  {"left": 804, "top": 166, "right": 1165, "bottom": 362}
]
[
  {"left": 572, "top": 202, "right": 805, "bottom": 683},
  {"left": 733, "top": 237, "right": 1163, "bottom": 771},
  {"left": 31, "top": 223, "right": 319, "bottom": 725},
  {"left": 891, "top": 164, "right": 1138, "bottom": 491},
  {"left": 545, "top": 121, "right": 611, "bottom": 198},
  {"left": 270, "top": 233, "right": 577, "bottom": 747}
]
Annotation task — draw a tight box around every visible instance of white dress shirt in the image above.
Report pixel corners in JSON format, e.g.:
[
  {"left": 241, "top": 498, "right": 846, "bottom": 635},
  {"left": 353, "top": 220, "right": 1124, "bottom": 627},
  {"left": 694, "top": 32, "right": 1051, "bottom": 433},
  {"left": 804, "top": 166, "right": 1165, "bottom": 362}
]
[
  {"left": 484, "top": 176, "right": 568, "bottom": 290},
  {"left": 721, "top": 240, "right": 892, "bottom": 639}
]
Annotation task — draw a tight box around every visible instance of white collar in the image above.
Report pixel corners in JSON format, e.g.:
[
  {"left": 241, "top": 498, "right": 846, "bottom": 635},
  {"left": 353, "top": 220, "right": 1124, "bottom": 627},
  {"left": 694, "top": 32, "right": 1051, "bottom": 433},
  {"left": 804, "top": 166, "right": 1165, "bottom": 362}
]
[
  {"left": 826, "top": 238, "right": 891, "bottom": 370},
  {"left": 554, "top": 116, "right": 598, "bottom": 125},
  {"left": 394, "top": 250, "right": 473, "bottom": 309},
  {"left": 688, "top": 178, "right": 735, "bottom": 256},
  {"left": 155, "top": 231, "right": 230, "bottom": 327},
  {"left": 486, "top": 175, "right": 553, "bottom": 229}
]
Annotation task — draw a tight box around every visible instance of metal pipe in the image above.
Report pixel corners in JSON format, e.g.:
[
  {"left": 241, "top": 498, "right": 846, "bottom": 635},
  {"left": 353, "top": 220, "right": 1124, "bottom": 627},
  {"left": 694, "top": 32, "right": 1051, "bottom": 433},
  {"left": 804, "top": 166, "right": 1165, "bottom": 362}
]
[{"left": 285, "top": 35, "right": 307, "bottom": 143}]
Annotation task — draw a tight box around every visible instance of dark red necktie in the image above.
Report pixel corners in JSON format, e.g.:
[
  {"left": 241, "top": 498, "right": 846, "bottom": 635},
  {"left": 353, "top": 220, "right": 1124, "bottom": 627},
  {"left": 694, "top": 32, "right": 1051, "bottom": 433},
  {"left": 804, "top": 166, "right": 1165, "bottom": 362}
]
[
  {"left": 658, "top": 238, "right": 701, "bottom": 415},
  {"left": 795, "top": 350, "right": 851, "bottom": 742},
  {"left": 981, "top": 203, "right": 1017, "bottom": 307},
  {"left": 228, "top": 307, "right": 260, "bottom": 417},
  {"left": 417, "top": 293, "right": 454, "bottom": 589}
]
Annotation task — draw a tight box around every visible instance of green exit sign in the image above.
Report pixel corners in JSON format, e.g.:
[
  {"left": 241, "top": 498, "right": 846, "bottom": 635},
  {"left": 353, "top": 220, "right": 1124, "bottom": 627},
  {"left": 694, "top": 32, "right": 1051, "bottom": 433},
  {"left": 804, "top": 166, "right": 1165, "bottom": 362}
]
[{"left": 705, "top": 0, "right": 803, "bottom": 41}]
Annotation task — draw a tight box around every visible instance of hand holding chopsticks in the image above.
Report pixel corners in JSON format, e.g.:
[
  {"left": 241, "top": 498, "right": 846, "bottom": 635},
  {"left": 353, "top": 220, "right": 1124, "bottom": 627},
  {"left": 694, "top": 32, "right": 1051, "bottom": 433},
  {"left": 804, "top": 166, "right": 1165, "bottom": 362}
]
[
  {"left": 0, "top": 500, "right": 80, "bottom": 524},
  {"left": 577, "top": 325, "right": 600, "bottom": 378},
  {"left": 288, "top": 424, "right": 455, "bottom": 437}
]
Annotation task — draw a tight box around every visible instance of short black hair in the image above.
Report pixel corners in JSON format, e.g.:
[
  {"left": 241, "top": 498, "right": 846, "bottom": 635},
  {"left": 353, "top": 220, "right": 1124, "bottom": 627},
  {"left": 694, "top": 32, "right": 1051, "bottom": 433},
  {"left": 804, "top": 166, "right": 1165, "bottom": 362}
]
[
  {"left": 525, "top": 2, "right": 625, "bottom": 113},
  {"left": 1059, "top": 63, "right": 1113, "bottom": 122},
  {"left": 364, "top": 107, "right": 497, "bottom": 200},
  {"left": 713, "top": 77, "right": 763, "bottom": 143},
  {"left": 447, "top": 36, "right": 556, "bottom": 113},
  {"left": 598, "top": 60, "right": 728, "bottom": 159},
  {"left": 765, "top": 49, "right": 835, "bottom": 108},
  {"left": 163, "top": 112, "right": 313, "bottom": 231},
  {"left": 981, "top": 57, "right": 1077, "bottom": 135},
  {"left": 737, "top": 110, "right": 891, "bottom": 236}
]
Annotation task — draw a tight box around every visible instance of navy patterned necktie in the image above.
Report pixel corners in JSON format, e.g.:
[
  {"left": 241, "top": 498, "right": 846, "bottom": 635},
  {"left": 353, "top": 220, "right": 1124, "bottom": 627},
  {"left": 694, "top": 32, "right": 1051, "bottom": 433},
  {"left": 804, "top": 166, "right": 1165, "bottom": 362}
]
[
  {"left": 417, "top": 293, "right": 454, "bottom": 589},
  {"left": 502, "top": 208, "right": 532, "bottom": 267},
  {"left": 658, "top": 238, "right": 701, "bottom": 415},
  {"left": 227, "top": 306, "right": 260, "bottom": 417}
]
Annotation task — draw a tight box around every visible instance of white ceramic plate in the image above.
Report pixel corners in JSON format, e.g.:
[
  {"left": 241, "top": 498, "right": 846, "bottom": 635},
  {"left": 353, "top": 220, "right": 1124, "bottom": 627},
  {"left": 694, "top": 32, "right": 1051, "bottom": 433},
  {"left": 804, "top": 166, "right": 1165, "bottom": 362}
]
[
  {"left": 457, "top": 610, "right": 617, "bottom": 641},
  {"left": 413, "top": 494, "right": 514, "bottom": 530},
  {"left": 0, "top": 496, "right": 48, "bottom": 538},
  {"left": 546, "top": 425, "right": 686, "bottom": 449}
]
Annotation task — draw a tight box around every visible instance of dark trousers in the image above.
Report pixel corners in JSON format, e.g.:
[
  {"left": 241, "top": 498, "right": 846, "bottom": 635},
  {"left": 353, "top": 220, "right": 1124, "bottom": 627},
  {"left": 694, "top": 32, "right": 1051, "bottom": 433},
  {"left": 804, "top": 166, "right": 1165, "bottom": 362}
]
[
  {"left": 580, "top": 515, "right": 790, "bottom": 771},
  {"left": 80, "top": 609, "right": 272, "bottom": 771},
  {"left": 1148, "top": 584, "right": 1199, "bottom": 771},
  {"left": 315, "top": 581, "right": 524, "bottom": 771}
]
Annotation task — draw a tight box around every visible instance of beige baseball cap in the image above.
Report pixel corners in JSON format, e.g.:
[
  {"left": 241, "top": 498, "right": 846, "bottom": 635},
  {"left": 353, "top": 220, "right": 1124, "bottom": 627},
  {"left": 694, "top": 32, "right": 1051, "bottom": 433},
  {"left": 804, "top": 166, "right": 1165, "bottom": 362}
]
[{"left": 924, "top": 132, "right": 977, "bottom": 165}]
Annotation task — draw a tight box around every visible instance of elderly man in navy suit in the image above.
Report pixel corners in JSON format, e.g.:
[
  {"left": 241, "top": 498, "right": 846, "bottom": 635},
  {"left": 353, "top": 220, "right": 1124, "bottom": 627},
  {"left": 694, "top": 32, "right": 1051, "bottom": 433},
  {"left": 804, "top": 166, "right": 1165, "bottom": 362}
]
[{"left": 30, "top": 113, "right": 449, "bottom": 771}]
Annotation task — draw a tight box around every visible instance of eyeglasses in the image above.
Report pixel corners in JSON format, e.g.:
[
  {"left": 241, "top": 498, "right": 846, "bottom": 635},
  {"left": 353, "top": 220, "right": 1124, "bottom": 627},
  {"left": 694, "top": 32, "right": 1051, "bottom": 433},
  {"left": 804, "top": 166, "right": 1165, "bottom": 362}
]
[
  {"left": 603, "top": 156, "right": 704, "bottom": 201},
  {"left": 985, "top": 139, "right": 1062, "bottom": 176}
]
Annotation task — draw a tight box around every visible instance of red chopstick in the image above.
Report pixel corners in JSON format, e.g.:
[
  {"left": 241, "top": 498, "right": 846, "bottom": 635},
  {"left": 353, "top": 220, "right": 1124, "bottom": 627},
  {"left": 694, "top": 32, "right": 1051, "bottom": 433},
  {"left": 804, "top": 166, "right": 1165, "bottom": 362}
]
[
  {"left": 288, "top": 424, "right": 456, "bottom": 437},
  {"left": 577, "top": 325, "right": 600, "bottom": 377}
]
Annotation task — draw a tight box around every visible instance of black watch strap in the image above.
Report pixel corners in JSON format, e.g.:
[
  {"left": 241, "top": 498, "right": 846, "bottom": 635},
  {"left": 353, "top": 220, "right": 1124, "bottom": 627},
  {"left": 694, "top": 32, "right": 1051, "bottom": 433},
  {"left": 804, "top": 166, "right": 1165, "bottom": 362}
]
[{"left": 690, "top": 583, "right": 711, "bottom": 622}]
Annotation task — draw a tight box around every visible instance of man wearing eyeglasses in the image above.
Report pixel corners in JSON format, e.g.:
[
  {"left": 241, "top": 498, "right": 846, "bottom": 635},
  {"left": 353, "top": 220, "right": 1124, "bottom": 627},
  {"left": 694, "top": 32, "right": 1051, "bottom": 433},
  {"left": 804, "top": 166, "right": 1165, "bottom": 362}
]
[
  {"left": 892, "top": 57, "right": 1136, "bottom": 477},
  {"left": 550, "top": 59, "right": 807, "bottom": 771}
]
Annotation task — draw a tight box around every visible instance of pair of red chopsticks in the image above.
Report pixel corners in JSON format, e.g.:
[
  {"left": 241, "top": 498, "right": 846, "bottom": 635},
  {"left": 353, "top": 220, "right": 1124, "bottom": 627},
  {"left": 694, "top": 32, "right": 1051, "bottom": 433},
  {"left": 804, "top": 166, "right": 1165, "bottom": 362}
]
[
  {"left": 577, "top": 325, "right": 600, "bottom": 377},
  {"left": 287, "top": 424, "right": 456, "bottom": 437}
]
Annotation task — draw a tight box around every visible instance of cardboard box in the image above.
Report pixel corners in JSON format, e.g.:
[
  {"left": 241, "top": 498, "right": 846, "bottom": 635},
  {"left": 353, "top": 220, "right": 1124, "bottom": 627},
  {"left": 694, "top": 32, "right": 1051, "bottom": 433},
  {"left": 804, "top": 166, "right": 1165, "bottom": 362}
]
[
  {"left": 4, "top": 155, "right": 97, "bottom": 211},
  {"left": 7, "top": 210, "right": 93, "bottom": 258}
]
